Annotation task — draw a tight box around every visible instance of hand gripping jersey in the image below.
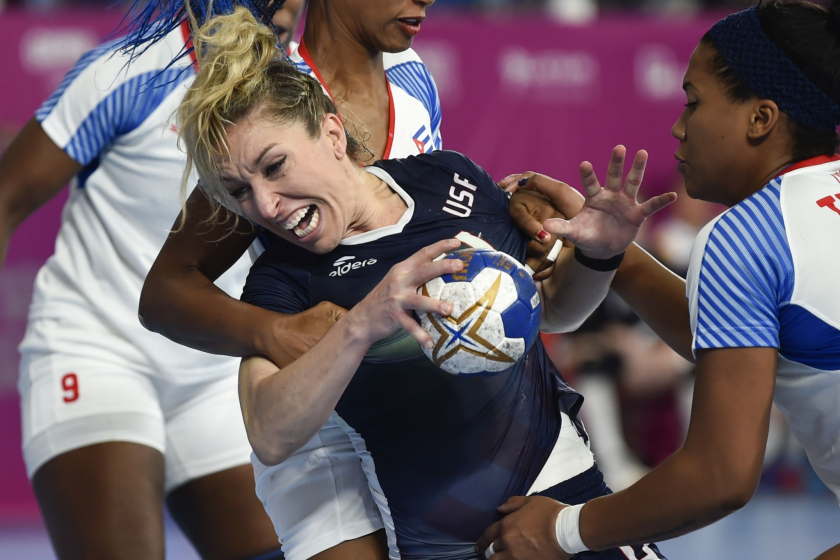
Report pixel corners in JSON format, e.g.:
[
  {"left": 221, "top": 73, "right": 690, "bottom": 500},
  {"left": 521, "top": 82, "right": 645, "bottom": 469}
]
[
  {"left": 241, "top": 151, "right": 584, "bottom": 559},
  {"left": 687, "top": 155, "right": 840, "bottom": 501},
  {"left": 21, "top": 24, "right": 248, "bottom": 381}
]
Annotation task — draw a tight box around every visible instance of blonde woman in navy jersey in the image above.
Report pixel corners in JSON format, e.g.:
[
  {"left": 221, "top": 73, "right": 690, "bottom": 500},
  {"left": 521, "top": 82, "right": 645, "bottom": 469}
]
[
  {"left": 173, "top": 8, "right": 678, "bottom": 560},
  {"left": 475, "top": 2, "right": 840, "bottom": 559}
]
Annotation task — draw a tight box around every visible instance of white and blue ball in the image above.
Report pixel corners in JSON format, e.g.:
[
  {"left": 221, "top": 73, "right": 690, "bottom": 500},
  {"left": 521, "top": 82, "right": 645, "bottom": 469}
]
[{"left": 416, "top": 248, "right": 542, "bottom": 376}]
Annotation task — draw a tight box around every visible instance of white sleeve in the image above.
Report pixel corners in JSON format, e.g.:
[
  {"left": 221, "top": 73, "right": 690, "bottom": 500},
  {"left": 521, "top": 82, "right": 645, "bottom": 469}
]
[
  {"left": 385, "top": 48, "right": 443, "bottom": 151},
  {"left": 35, "top": 37, "right": 192, "bottom": 166}
]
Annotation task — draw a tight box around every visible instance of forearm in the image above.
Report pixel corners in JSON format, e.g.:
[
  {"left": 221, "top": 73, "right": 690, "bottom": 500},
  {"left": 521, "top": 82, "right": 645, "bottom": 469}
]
[
  {"left": 611, "top": 244, "right": 694, "bottom": 361},
  {"left": 243, "top": 316, "right": 371, "bottom": 465},
  {"left": 140, "top": 267, "right": 285, "bottom": 360},
  {"left": 539, "top": 248, "right": 614, "bottom": 333},
  {"left": 579, "top": 448, "right": 752, "bottom": 550}
]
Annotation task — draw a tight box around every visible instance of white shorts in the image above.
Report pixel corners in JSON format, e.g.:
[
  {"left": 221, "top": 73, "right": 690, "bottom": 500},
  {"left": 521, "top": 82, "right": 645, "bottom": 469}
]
[
  {"left": 252, "top": 414, "right": 384, "bottom": 560},
  {"left": 19, "top": 349, "right": 252, "bottom": 492},
  {"left": 528, "top": 411, "right": 595, "bottom": 495},
  {"left": 252, "top": 411, "right": 593, "bottom": 560}
]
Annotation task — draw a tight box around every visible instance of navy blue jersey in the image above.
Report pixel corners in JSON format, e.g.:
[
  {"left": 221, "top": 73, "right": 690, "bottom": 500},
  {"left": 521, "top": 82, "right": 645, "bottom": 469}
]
[{"left": 242, "top": 151, "right": 583, "bottom": 559}]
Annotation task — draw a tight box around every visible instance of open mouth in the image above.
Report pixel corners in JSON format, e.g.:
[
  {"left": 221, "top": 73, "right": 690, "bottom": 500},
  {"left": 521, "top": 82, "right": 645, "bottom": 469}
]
[
  {"left": 282, "top": 204, "right": 320, "bottom": 239},
  {"left": 397, "top": 17, "right": 425, "bottom": 36}
]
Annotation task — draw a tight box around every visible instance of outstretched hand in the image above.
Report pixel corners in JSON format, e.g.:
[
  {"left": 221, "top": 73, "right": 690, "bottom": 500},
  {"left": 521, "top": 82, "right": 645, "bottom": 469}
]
[{"left": 544, "top": 146, "right": 676, "bottom": 260}]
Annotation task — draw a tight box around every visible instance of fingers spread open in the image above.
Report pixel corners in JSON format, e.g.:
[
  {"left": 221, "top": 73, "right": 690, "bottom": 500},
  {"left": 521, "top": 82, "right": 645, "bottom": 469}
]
[
  {"left": 624, "top": 149, "right": 648, "bottom": 199},
  {"left": 640, "top": 192, "right": 678, "bottom": 217},
  {"left": 405, "top": 257, "right": 463, "bottom": 289},
  {"left": 398, "top": 312, "right": 434, "bottom": 349},
  {"left": 543, "top": 218, "right": 575, "bottom": 242},
  {"left": 605, "top": 145, "right": 627, "bottom": 192},
  {"left": 578, "top": 162, "right": 601, "bottom": 198},
  {"left": 403, "top": 238, "right": 461, "bottom": 270},
  {"left": 407, "top": 292, "right": 453, "bottom": 317}
]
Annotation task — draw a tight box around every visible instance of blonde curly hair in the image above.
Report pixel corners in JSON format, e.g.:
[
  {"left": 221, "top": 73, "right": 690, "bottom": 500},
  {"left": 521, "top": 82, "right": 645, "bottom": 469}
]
[{"left": 177, "top": 6, "right": 365, "bottom": 229}]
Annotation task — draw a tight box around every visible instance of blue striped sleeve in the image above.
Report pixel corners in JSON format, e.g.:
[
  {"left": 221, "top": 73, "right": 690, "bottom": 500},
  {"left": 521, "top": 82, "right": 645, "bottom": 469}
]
[
  {"left": 386, "top": 61, "right": 443, "bottom": 150},
  {"left": 61, "top": 68, "right": 192, "bottom": 165},
  {"left": 694, "top": 179, "right": 794, "bottom": 350},
  {"left": 35, "top": 37, "right": 123, "bottom": 122}
]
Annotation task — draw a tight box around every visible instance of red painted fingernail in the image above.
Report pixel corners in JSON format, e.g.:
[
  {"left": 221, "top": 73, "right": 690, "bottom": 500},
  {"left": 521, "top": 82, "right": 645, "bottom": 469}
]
[{"left": 537, "top": 230, "right": 549, "bottom": 241}]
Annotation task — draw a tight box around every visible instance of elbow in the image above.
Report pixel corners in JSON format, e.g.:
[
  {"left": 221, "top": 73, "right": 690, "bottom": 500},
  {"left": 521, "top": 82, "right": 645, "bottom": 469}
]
[
  {"left": 715, "top": 476, "right": 757, "bottom": 513},
  {"left": 706, "top": 462, "right": 760, "bottom": 515},
  {"left": 138, "top": 268, "right": 167, "bottom": 334},
  {"left": 137, "top": 286, "right": 159, "bottom": 334},
  {"left": 252, "top": 445, "right": 289, "bottom": 467},
  {"left": 247, "top": 423, "right": 294, "bottom": 467}
]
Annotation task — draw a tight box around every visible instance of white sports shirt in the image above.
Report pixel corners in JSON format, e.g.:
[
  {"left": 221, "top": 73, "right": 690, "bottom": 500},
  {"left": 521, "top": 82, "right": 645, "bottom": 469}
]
[
  {"left": 686, "top": 154, "right": 840, "bottom": 501},
  {"left": 21, "top": 26, "right": 443, "bottom": 382},
  {"left": 20, "top": 24, "right": 247, "bottom": 382}
]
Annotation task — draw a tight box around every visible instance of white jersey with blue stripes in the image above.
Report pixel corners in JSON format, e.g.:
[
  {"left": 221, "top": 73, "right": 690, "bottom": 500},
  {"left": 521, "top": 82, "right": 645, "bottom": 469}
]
[
  {"left": 686, "top": 155, "right": 840, "bottom": 501},
  {"left": 289, "top": 41, "right": 443, "bottom": 158},
  {"left": 21, "top": 25, "right": 249, "bottom": 381}
]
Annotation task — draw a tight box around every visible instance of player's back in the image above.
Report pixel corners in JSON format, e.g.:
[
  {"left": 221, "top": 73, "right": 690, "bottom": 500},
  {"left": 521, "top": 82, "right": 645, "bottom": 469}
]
[{"left": 774, "top": 155, "right": 840, "bottom": 498}]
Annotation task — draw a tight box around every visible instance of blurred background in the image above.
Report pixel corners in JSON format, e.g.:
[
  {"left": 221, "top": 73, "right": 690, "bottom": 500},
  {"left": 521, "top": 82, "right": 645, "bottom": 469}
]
[{"left": 0, "top": 0, "right": 837, "bottom": 558}]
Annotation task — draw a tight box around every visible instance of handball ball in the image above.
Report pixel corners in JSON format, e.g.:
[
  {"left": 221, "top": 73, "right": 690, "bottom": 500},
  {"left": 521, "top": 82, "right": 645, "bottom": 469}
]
[{"left": 416, "top": 248, "right": 541, "bottom": 376}]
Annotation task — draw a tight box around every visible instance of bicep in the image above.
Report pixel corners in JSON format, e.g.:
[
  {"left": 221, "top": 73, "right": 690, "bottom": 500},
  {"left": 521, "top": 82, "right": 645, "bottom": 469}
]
[
  {"left": 684, "top": 347, "right": 777, "bottom": 490},
  {"left": 0, "top": 119, "right": 81, "bottom": 229}
]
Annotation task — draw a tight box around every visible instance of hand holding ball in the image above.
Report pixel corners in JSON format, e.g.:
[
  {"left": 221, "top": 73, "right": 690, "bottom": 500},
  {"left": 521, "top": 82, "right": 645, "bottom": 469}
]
[{"left": 416, "top": 249, "right": 541, "bottom": 376}]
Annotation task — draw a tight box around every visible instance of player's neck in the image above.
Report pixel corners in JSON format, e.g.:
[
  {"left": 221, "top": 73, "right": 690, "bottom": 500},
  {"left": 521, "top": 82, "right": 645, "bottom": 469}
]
[
  {"left": 731, "top": 148, "right": 795, "bottom": 207},
  {"left": 345, "top": 170, "right": 408, "bottom": 237},
  {"left": 301, "top": 22, "right": 386, "bottom": 99}
]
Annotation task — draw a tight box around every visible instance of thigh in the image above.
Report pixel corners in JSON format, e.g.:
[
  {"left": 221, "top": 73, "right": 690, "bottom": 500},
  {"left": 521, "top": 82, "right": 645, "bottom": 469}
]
[
  {"left": 32, "top": 442, "right": 166, "bottom": 560},
  {"left": 20, "top": 350, "right": 170, "bottom": 559},
  {"left": 162, "top": 372, "right": 279, "bottom": 559},
  {"left": 166, "top": 464, "right": 281, "bottom": 560}
]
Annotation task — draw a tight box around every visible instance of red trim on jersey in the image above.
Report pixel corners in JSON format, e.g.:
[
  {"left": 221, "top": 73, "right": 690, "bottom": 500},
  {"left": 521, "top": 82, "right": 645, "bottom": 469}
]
[
  {"left": 780, "top": 154, "right": 840, "bottom": 177},
  {"left": 298, "top": 38, "right": 396, "bottom": 160},
  {"left": 181, "top": 21, "right": 198, "bottom": 70},
  {"left": 382, "top": 79, "right": 396, "bottom": 160},
  {"left": 298, "top": 39, "right": 336, "bottom": 103}
]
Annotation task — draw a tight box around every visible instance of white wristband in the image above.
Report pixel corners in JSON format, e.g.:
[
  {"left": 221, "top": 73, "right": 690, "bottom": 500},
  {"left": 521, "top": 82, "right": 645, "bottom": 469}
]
[{"left": 555, "top": 503, "right": 588, "bottom": 554}]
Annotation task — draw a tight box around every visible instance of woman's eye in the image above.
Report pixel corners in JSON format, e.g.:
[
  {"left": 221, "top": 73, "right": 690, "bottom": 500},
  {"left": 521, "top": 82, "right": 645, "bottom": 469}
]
[
  {"left": 265, "top": 157, "right": 286, "bottom": 177},
  {"left": 229, "top": 185, "right": 251, "bottom": 200},
  {"left": 684, "top": 101, "right": 698, "bottom": 109}
]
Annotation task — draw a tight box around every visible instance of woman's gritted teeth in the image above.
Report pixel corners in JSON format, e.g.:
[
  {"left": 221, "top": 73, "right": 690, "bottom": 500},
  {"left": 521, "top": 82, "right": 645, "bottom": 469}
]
[{"left": 280, "top": 204, "right": 320, "bottom": 238}]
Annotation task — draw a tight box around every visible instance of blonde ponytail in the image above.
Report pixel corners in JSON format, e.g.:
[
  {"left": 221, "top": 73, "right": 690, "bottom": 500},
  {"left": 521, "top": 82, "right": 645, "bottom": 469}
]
[
  {"left": 177, "top": 6, "right": 280, "bottom": 231},
  {"left": 176, "top": 6, "right": 366, "bottom": 232}
]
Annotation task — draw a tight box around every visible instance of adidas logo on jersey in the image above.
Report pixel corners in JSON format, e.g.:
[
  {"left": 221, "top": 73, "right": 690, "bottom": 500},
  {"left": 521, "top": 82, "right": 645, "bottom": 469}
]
[{"left": 329, "top": 256, "right": 378, "bottom": 277}]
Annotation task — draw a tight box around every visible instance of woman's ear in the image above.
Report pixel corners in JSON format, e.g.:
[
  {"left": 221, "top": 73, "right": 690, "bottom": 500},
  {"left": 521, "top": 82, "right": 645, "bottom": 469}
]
[
  {"left": 747, "top": 98, "right": 781, "bottom": 141},
  {"left": 322, "top": 113, "right": 348, "bottom": 160}
]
